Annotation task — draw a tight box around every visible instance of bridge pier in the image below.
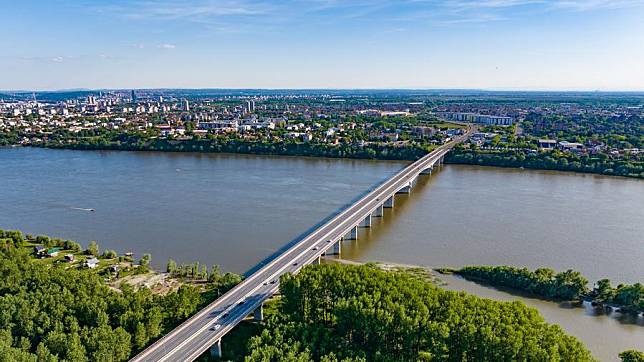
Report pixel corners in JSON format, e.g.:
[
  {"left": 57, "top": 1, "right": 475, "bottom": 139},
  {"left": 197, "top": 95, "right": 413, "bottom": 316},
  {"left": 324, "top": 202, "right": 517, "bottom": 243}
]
[
  {"left": 421, "top": 166, "right": 432, "bottom": 175},
  {"left": 360, "top": 214, "right": 372, "bottom": 228},
  {"left": 397, "top": 184, "right": 411, "bottom": 194},
  {"left": 333, "top": 240, "right": 342, "bottom": 255},
  {"left": 210, "top": 339, "right": 222, "bottom": 359},
  {"left": 384, "top": 196, "right": 395, "bottom": 208},
  {"left": 254, "top": 304, "right": 264, "bottom": 321},
  {"left": 373, "top": 204, "right": 384, "bottom": 217},
  {"left": 313, "top": 255, "right": 321, "bottom": 264},
  {"left": 345, "top": 226, "right": 358, "bottom": 240}
]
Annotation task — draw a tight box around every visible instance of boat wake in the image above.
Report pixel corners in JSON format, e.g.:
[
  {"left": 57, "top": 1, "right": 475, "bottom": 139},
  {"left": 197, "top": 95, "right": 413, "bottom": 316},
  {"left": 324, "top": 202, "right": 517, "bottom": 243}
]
[{"left": 71, "top": 207, "right": 95, "bottom": 212}]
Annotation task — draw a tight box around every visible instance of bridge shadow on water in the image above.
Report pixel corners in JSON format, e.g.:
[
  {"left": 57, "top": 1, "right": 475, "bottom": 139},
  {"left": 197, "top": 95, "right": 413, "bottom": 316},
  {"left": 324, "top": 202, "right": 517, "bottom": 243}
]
[{"left": 243, "top": 168, "right": 408, "bottom": 278}]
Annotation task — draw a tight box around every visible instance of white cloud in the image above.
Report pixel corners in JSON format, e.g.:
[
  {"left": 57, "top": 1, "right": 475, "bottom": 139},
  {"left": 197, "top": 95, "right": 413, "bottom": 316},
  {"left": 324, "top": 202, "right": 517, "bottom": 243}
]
[
  {"left": 551, "top": 0, "right": 644, "bottom": 11},
  {"left": 157, "top": 44, "right": 177, "bottom": 49},
  {"left": 122, "top": 0, "right": 269, "bottom": 20}
]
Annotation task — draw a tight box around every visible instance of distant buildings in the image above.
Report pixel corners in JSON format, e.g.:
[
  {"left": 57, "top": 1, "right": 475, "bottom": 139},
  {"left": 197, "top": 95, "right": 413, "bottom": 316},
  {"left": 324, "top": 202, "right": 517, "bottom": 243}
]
[
  {"left": 538, "top": 139, "right": 557, "bottom": 149},
  {"left": 243, "top": 100, "right": 256, "bottom": 114},
  {"left": 197, "top": 120, "right": 238, "bottom": 132},
  {"left": 437, "top": 112, "right": 514, "bottom": 126},
  {"left": 538, "top": 139, "right": 585, "bottom": 152}
]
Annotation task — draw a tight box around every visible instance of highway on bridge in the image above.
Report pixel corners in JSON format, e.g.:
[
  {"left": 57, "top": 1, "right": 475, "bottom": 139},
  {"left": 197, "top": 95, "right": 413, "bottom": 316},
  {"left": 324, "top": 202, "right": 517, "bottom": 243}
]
[{"left": 131, "top": 126, "right": 472, "bottom": 362}]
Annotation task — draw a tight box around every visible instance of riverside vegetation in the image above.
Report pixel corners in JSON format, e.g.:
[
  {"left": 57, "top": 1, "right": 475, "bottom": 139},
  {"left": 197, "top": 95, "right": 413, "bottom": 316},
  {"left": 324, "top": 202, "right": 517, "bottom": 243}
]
[
  {"left": 2, "top": 229, "right": 642, "bottom": 361},
  {"left": 242, "top": 263, "right": 594, "bottom": 361},
  {"left": 32, "top": 125, "right": 644, "bottom": 179},
  {"left": 0, "top": 229, "right": 241, "bottom": 361},
  {"left": 446, "top": 265, "right": 644, "bottom": 315}
]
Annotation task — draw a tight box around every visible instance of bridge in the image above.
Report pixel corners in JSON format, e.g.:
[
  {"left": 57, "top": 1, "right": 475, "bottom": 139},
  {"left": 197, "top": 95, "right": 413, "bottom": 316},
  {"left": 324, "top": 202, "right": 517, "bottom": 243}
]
[{"left": 131, "top": 127, "right": 472, "bottom": 362}]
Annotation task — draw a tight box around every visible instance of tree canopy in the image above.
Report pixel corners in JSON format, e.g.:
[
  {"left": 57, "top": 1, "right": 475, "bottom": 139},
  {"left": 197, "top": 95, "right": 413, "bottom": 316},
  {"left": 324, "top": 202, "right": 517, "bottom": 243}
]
[{"left": 245, "top": 263, "right": 595, "bottom": 362}]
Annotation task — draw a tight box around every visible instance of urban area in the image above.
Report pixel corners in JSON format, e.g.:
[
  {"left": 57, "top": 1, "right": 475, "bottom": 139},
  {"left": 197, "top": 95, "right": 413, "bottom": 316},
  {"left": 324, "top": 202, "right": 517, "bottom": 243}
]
[{"left": 1, "top": 90, "right": 643, "bottom": 178}]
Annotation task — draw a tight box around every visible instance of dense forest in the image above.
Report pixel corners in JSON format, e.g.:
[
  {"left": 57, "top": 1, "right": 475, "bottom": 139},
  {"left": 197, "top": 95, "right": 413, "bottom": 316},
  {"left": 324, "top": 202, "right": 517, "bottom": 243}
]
[
  {"left": 446, "top": 146, "right": 644, "bottom": 179},
  {"left": 244, "top": 263, "right": 595, "bottom": 361},
  {"left": 1, "top": 234, "right": 642, "bottom": 361},
  {"left": 0, "top": 229, "right": 246, "bottom": 361},
  {"left": 0, "top": 249, "right": 204, "bottom": 360},
  {"left": 453, "top": 266, "right": 644, "bottom": 314}
]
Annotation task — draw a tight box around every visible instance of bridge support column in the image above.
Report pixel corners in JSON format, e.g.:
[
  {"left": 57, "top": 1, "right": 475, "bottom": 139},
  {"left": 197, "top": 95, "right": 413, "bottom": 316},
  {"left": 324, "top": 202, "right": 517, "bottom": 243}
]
[
  {"left": 210, "top": 339, "right": 222, "bottom": 359},
  {"left": 342, "top": 227, "right": 357, "bottom": 242},
  {"left": 254, "top": 304, "right": 264, "bottom": 321},
  {"left": 373, "top": 204, "right": 384, "bottom": 217},
  {"left": 347, "top": 226, "right": 358, "bottom": 240},
  {"left": 333, "top": 240, "right": 342, "bottom": 255},
  {"left": 421, "top": 167, "right": 433, "bottom": 175},
  {"left": 360, "top": 214, "right": 372, "bottom": 228},
  {"left": 313, "top": 255, "right": 321, "bottom": 264},
  {"left": 384, "top": 196, "right": 394, "bottom": 208},
  {"left": 397, "top": 184, "right": 411, "bottom": 194}
]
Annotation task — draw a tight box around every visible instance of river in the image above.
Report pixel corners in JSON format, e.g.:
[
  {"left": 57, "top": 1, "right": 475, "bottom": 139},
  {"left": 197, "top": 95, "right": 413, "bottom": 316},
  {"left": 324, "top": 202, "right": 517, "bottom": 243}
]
[{"left": 1, "top": 147, "right": 643, "bottom": 360}]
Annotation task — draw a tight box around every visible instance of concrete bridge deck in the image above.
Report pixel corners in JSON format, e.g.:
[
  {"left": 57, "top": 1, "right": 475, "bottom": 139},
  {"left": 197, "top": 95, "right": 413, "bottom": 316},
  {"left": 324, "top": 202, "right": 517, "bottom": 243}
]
[{"left": 131, "top": 128, "right": 471, "bottom": 361}]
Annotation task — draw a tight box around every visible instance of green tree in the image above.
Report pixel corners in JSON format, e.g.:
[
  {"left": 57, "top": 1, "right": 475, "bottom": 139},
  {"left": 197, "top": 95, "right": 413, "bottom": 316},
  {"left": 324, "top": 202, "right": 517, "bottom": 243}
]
[
  {"left": 139, "top": 253, "right": 151, "bottom": 267},
  {"left": 620, "top": 350, "right": 644, "bottom": 362},
  {"left": 87, "top": 240, "right": 99, "bottom": 256},
  {"left": 166, "top": 259, "right": 177, "bottom": 274},
  {"left": 102, "top": 249, "right": 118, "bottom": 259}
]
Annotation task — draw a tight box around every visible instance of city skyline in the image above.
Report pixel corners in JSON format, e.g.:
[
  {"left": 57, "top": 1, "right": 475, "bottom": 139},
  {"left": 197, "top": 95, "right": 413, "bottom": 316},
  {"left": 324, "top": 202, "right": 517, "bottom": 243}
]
[{"left": 2, "top": 0, "right": 644, "bottom": 91}]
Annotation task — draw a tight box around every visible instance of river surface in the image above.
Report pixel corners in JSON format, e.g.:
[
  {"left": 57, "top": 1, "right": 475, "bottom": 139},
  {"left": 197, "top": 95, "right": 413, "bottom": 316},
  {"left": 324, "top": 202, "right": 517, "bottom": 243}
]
[{"left": 1, "top": 147, "right": 643, "bottom": 360}]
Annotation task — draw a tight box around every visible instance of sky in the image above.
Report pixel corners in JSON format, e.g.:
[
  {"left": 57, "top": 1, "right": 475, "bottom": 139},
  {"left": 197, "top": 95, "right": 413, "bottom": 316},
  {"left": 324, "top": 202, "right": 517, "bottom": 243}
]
[{"left": 1, "top": 0, "right": 644, "bottom": 91}]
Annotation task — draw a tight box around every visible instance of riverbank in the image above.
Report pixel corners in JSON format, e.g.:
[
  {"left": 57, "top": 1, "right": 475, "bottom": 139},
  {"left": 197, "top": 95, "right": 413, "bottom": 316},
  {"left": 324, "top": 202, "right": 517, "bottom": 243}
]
[
  {"left": 329, "top": 259, "right": 644, "bottom": 361},
  {"left": 11, "top": 135, "right": 642, "bottom": 179},
  {"left": 1, "top": 228, "right": 241, "bottom": 296},
  {"left": 446, "top": 148, "right": 644, "bottom": 179},
  {"left": 439, "top": 265, "right": 644, "bottom": 317}
]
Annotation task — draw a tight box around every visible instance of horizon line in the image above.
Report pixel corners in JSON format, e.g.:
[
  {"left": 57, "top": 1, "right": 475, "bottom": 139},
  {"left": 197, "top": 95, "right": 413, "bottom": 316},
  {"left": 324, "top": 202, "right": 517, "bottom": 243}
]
[{"left": 3, "top": 87, "right": 644, "bottom": 94}]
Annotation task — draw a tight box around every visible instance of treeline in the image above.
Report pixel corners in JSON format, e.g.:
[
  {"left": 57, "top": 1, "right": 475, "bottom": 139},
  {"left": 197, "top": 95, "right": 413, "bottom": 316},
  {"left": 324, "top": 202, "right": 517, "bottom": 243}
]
[
  {"left": 0, "top": 248, "right": 203, "bottom": 361},
  {"left": 447, "top": 147, "right": 644, "bottom": 179},
  {"left": 245, "top": 263, "right": 594, "bottom": 361},
  {"left": 589, "top": 279, "right": 644, "bottom": 315},
  {"left": 0, "top": 131, "right": 19, "bottom": 146},
  {"left": 456, "top": 266, "right": 588, "bottom": 300},
  {"left": 42, "top": 134, "right": 429, "bottom": 161},
  {"left": 1, "top": 229, "right": 84, "bottom": 254},
  {"left": 39, "top": 131, "right": 644, "bottom": 179},
  {"left": 454, "top": 266, "right": 644, "bottom": 314},
  {"left": 166, "top": 259, "right": 242, "bottom": 290}
]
